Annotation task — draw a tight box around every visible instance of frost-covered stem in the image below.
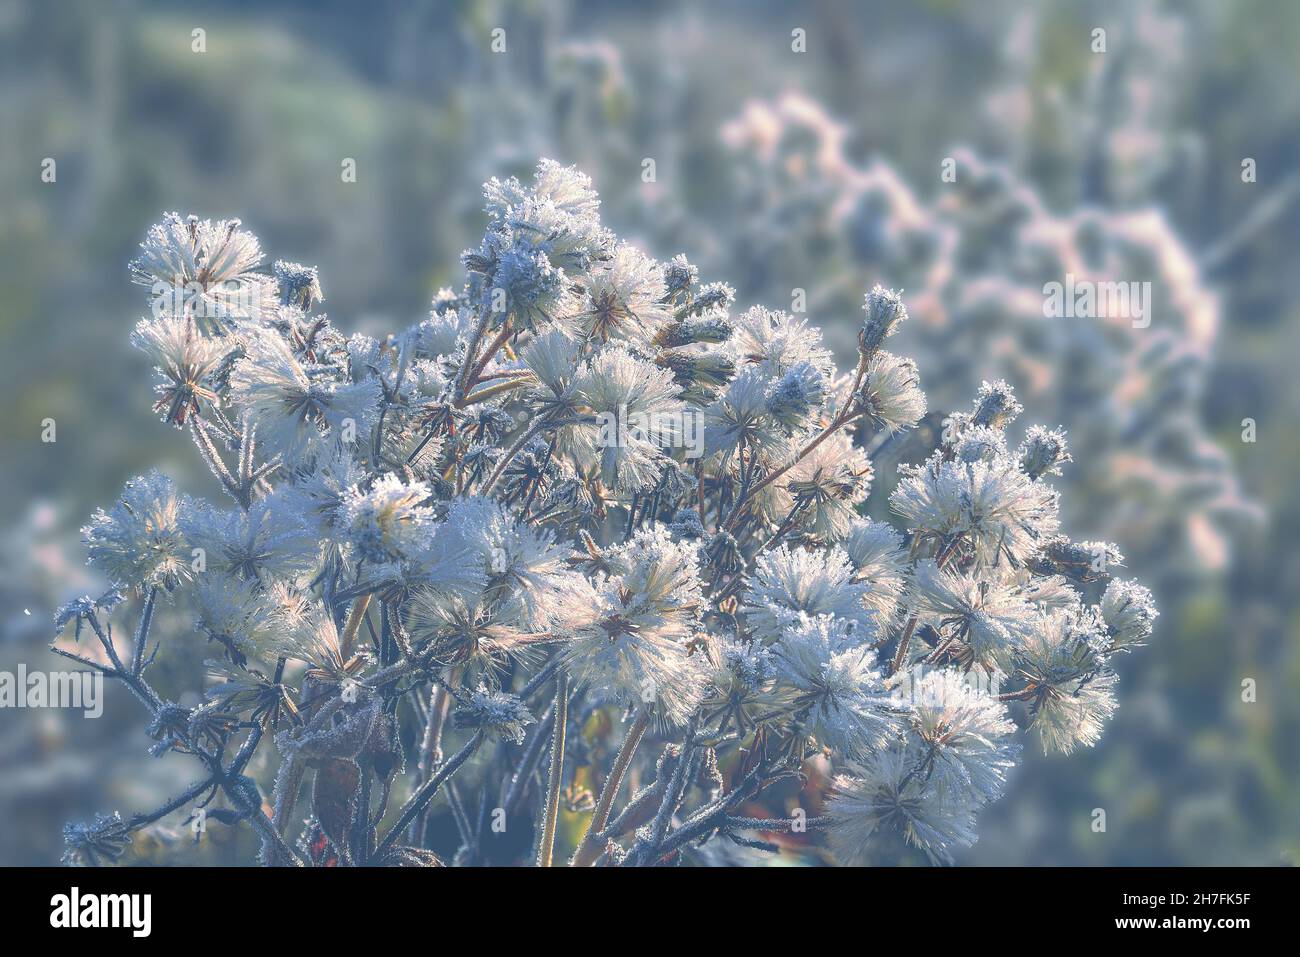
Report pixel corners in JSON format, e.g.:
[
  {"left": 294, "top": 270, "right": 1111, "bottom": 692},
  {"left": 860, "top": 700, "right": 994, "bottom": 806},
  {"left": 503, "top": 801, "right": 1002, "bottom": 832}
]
[
  {"left": 996, "top": 687, "right": 1038, "bottom": 703},
  {"left": 61, "top": 613, "right": 158, "bottom": 711},
  {"left": 124, "top": 777, "right": 216, "bottom": 833},
  {"left": 890, "top": 616, "right": 921, "bottom": 676},
  {"left": 371, "top": 336, "right": 410, "bottom": 466},
  {"left": 924, "top": 634, "right": 959, "bottom": 665},
  {"left": 243, "top": 782, "right": 306, "bottom": 867},
  {"left": 189, "top": 416, "right": 241, "bottom": 503},
  {"left": 84, "top": 610, "right": 128, "bottom": 675},
  {"left": 572, "top": 709, "right": 651, "bottom": 866},
  {"left": 468, "top": 320, "right": 514, "bottom": 386},
  {"left": 272, "top": 756, "right": 307, "bottom": 836},
  {"left": 408, "top": 681, "right": 453, "bottom": 843},
  {"left": 632, "top": 714, "right": 699, "bottom": 864},
  {"left": 462, "top": 377, "right": 534, "bottom": 407},
  {"left": 376, "top": 731, "right": 483, "bottom": 861},
  {"left": 890, "top": 536, "right": 961, "bottom": 676},
  {"left": 418, "top": 685, "right": 451, "bottom": 776},
  {"left": 726, "top": 815, "right": 830, "bottom": 831},
  {"left": 130, "top": 586, "right": 158, "bottom": 677},
  {"left": 453, "top": 309, "right": 493, "bottom": 406},
  {"left": 638, "top": 765, "right": 767, "bottom": 863},
  {"left": 519, "top": 655, "right": 562, "bottom": 699},
  {"left": 339, "top": 593, "right": 372, "bottom": 662},
  {"left": 481, "top": 416, "right": 550, "bottom": 495},
  {"left": 229, "top": 725, "right": 263, "bottom": 777},
  {"left": 504, "top": 698, "right": 558, "bottom": 816},
  {"left": 599, "top": 773, "right": 668, "bottom": 842},
  {"left": 722, "top": 405, "right": 865, "bottom": 533},
  {"left": 536, "top": 672, "right": 569, "bottom": 866}
]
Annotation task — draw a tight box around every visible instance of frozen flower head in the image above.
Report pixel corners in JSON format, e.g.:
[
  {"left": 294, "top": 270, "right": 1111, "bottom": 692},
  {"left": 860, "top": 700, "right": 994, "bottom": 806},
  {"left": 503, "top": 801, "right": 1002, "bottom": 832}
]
[
  {"left": 663, "top": 253, "right": 699, "bottom": 296},
  {"left": 193, "top": 574, "right": 279, "bottom": 665},
  {"left": 564, "top": 524, "right": 707, "bottom": 725},
  {"left": 765, "top": 360, "right": 827, "bottom": 433},
  {"left": 270, "top": 608, "right": 368, "bottom": 683},
  {"left": 131, "top": 213, "right": 270, "bottom": 325},
  {"left": 971, "top": 379, "right": 1023, "bottom": 430},
  {"left": 479, "top": 237, "right": 574, "bottom": 332},
  {"left": 522, "top": 328, "right": 582, "bottom": 400},
  {"left": 405, "top": 589, "right": 556, "bottom": 675},
  {"left": 901, "top": 668, "right": 1020, "bottom": 803},
  {"left": 951, "top": 425, "right": 1008, "bottom": 465},
  {"left": 1014, "top": 607, "right": 1118, "bottom": 755},
  {"left": 182, "top": 495, "right": 314, "bottom": 585},
  {"left": 842, "top": 519, "right": 909, "bottom": 623},
  {"left": 277, "top": 443, "right": 368, "bottom": 538},
  {"left": 699, "top": 637, "right": 791, "bottom": 735},
  {"left": 470, "top": 159, "right": 612, "bottom": 331},
  {"left": 776, "top": 614, "right": 900, "bottom": 756},
  {"left": 1100, "top": 579, "right": 1158, "bottom": 651},
  {"left": 485, "top": 157, "right": 602, "bottom": 226},
  {"left": 574, "top": 344, "right": 685, "bottom": 494},
  {"left": 703, "top": 368, "right": 790, "bottom": 466},
  {"left": 340, "top": 475, "right": 434, "bottom": 566},
  {"left": 828, "top": 745, "right": 979, "bottom": 866},
  {"left": 230, "top": 327, "right": 381, "bottom": 461},
  {"left": 858, "top": 352, "right": 927, "bottom": 433},
  {"left": 1017, "top": 425, "right": 1071, "bottom": 479},
  {"left": 453, "top": 684, "right": 535, "bottom": 743},
  {"left": 745, "top": 545, "right": 877, "bottom": 644},
  {"left": 62, "top": 812, "right": 132, "bottom": 867},
  {"left": 892, "top": 453, "right": 1059, "bottom": 568},
  {"left": 53, "top": 590, "right": 123, "bottom": 640},
  {"left": 859, "top": 284, "right": 909, "bottom": 357},
  {"left": 439, "top": 496, "right": 584, "bottom": 631},
  {"left": 730, "top": 306, "right": 833, "bottom": 380},
  {"left": 132, "top": 314, "right": 228, "bottom": 426},
  {"left": 770, "top": 431, "right": 872, "bottom": 544},
  {"left": 908, "top": 559, "right": 1037, "bottom": 672},
  {"left": 574, "top": 243, "right": 672, "bottom": 351},
  {"left": 274, "top": 260, "right": 324, "bottom": 309},
  {"left": 82, "top": 470, "right": 192, "bottom": 590},
  {"left": 1036, "top": 536, "right": 1125, "bottom": 582}
]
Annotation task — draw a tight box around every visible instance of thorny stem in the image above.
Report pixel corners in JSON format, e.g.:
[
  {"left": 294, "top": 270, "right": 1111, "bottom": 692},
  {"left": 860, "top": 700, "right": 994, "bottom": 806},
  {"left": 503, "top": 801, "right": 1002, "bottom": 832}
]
[
  {"left": 536, "top": 672, "right": 569, "bottom": 866},
  {"left": 571, "top": 709, "right": 651, "bottom": 866}
]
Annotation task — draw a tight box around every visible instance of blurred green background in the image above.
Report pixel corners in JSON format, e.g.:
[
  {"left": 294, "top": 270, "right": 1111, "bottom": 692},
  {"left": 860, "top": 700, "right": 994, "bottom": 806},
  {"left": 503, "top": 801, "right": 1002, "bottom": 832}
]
[{"left": 1, "top": 0, "right": 1297, "bottom": 865}]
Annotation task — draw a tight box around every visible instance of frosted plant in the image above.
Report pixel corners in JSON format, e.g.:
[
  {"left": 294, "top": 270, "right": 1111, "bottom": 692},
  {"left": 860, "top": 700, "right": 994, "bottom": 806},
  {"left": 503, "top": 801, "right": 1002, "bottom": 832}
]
[{"left": 53, "top": 160, "right": 1156, "bottom": 868}]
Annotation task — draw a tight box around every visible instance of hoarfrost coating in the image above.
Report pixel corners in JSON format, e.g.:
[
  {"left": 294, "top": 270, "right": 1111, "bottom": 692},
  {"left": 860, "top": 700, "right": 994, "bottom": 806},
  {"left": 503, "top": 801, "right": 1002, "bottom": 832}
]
[{"left": 54, "top": 160, "right": 1155, "bottom": 867}]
